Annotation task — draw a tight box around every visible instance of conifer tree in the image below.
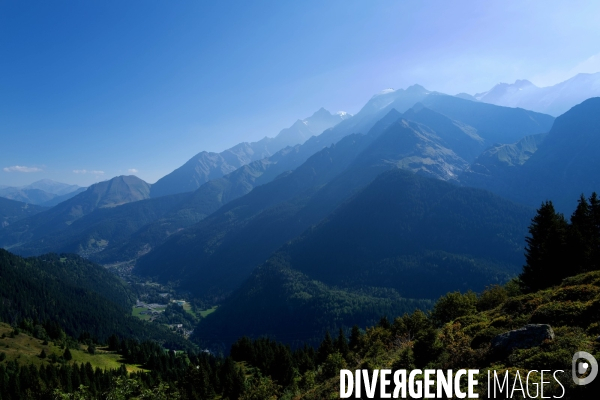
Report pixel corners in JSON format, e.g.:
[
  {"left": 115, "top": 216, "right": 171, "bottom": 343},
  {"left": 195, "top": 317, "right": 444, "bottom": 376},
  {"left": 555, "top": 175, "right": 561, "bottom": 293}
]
[
  {"left": 334, "top": 328, "right": 349, "bottom": 358},
  {"left": 519, "top": 201, "right": 569, "bottom": 292},
  {"left": 316, "top": 331, "right": 334, "bottom": 365},
  {"left": 348, "top": 325, "right": 362, "bottom": 350},
  {"left": 569, "top": 194, "right": 593, "bottom": 273},
  {"left": 63, "top": 347, "right": 72, "bottom": 361},
  {"left": 588, "top": 192, "right": 600, "bottom": 270}
]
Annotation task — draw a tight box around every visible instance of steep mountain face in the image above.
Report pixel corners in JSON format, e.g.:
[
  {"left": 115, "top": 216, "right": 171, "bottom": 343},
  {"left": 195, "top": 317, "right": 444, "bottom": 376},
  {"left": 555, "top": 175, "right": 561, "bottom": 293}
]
[
  {"left": 195, "top": 169, "right": 532, "bottom": 345},
  {"left": 0, "top": 197, "right": 48, "bottom": 229},
  {"left": 149, "top": 108, "right": 349, "bottom": 198},
  {"left": 0, "top": 175, "right": 150, "bottom": 249},
  {"left": 460, "top": 97, "right": 600, "bottom": 212},
  {"left": 0, "top": 179, "right": 84, "bottom": 206},
  {"left": 475, "top": 72, "right": 600, "bottom": 116}
]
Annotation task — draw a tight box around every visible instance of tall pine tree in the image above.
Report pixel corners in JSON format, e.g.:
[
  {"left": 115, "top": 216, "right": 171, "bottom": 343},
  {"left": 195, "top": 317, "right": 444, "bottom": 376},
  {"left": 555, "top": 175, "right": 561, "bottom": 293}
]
[{"left": 520, "top": 201, "right": 569, "bottom": 292}]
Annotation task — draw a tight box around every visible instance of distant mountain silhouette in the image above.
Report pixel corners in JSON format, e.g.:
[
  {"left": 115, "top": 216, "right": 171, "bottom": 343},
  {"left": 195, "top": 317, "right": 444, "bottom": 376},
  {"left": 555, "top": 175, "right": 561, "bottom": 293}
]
[
  {"left": 0, "top": 179, "right": 84, "bottom": 206},
  {"left": 149, "top": 108, "right": 349, "bottom": 198},
  {"left": 475, "top": 72, "right": 600, "bottom": 116}
]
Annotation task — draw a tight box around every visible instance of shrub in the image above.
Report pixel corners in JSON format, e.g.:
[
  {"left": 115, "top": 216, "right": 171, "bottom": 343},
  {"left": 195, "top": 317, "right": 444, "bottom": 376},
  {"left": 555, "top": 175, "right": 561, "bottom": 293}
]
[
  {"left": 431, "top": 291, "right": 478, "bottom": 325},
  {"left": 477, "top": 285, "right": 509, "bottom": 311}
]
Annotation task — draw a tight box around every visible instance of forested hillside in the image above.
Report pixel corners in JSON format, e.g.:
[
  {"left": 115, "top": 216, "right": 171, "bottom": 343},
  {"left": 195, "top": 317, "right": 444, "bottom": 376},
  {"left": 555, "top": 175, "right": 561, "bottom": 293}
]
[
  {"left": 0, "top": 250, "right": 189, "bottom": 348},
  {"left": 193, "top": 169, "right": 532, "bottom": 347}
]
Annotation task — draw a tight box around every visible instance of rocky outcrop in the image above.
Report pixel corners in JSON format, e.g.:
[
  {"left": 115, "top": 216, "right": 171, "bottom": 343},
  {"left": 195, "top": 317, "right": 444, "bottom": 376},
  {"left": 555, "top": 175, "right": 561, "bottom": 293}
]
[{"left": 491, "top": 324, "right": 554, "bottom": 356}]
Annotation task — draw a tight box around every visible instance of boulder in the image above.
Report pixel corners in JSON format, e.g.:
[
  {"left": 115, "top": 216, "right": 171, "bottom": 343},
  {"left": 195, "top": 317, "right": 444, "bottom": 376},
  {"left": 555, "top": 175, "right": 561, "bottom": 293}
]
[{"left": 491, "top": 324, "right": 554, "bottom": 356}]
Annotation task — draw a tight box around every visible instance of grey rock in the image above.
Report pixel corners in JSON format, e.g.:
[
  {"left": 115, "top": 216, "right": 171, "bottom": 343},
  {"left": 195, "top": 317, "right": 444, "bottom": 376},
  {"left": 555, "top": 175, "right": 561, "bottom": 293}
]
[{"left": 491, "top": 324, "right": 554, "bottom": 356}]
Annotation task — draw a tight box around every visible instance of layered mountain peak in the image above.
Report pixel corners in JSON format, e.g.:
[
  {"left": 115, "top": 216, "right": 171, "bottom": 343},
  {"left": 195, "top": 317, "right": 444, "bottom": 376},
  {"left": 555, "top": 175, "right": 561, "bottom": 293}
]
[{"left": 150, "top": 108, "right": 347, "bottom": 198}]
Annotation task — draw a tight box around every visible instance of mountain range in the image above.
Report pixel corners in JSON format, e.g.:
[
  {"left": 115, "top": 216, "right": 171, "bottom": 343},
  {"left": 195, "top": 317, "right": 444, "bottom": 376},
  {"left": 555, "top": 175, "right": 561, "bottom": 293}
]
[
  {"left": 149, "top": 107, "right": 350, "bottom": 198},
  {"left": 473, "top": 72, "right": 600, "bottom": 116},
  {"left": 0, "top": 179, "right": 85, "bottom": 207},
  {"left": 132, "top": 95, "right": 551, "bottom": 302},
  {"left": 460, "top": 97, "right": 600, "bottom": 212},
  {"left": 1, "top": 89, "right": 553, "bottom": 268},
  {"left": 3, "top": 82, "right": 600, "bottom": 347}
]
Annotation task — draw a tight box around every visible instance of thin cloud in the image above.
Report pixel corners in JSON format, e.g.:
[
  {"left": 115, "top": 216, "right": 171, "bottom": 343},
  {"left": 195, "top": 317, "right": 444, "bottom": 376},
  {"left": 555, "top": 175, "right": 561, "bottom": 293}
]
[
  {"left": 127, "top": 168, "right": 138, "bottom": 174},
  {"left": 3, "top": 165, "right": 43, "bottom": 173},
  {"left": 73, "top": 169, "right": 105, "bottom": 175}
]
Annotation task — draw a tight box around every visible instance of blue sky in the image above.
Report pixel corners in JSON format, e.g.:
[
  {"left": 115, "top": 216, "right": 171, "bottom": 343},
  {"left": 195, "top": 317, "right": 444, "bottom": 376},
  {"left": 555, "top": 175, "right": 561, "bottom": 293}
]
[{"left": 2, "top": 0, "right": 600, "bottom": 187}]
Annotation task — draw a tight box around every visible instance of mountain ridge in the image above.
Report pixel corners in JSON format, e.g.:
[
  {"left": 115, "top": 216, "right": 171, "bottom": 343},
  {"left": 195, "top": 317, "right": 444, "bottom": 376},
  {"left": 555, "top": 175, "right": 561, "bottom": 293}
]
[{"left": 149, "top": 108, "right": 349, "bottom": 198}]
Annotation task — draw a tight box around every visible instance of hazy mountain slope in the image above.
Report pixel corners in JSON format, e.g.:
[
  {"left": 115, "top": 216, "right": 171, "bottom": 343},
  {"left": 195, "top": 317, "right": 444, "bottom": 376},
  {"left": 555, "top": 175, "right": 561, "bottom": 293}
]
[
  {"left": 133, "top": 114, "right": 497, "bottom": 298},
  {"left": 475, "top": 72, "right": 600, "bottom": 116},
  {"left": 0, "top": 175, "right": 150, "bottom": 249},
  {"left": 460, "top": 97, "right": 600, "bottom": 212},
  {"left": 0, "top": 197, "right": 48, "bottom": 228},
  {"left": 149, "top": 108, "right": 348, "bottom": 198},
  {"left": 0, "top": 187, "right": 56, "bottom": 205},
  {"left": 40, "top": 187, "right": 87, "bottom": 207},
  {"left": 272, "top": 169, "right": 531, "bottom": 297},
  {"left": 195, "top": 169, "right": 532, "bottom": 345},
  {"left": 12, "top": 192, "right": 191, "bottom": 258},
  {"left": 0, "top": 179, "right": 84, "bottom": 206},
  {"left": 460, "top": 133, "right": 546, "bottom": 193},
  {"left": 421, "top": 94, "right": 555, "bottom": 144},
  {"left": 402, "top": 104, "right": 485, "bottom": 162}
]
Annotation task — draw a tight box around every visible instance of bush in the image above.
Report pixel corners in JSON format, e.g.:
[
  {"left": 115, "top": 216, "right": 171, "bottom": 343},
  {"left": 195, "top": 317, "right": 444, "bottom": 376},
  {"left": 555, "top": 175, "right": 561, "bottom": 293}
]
[
  {"left": 477, "top": 285, "right": 508, "bottom": 311},
  {"left": 431, "top": 291, "right": 478, "bottom": 325}
]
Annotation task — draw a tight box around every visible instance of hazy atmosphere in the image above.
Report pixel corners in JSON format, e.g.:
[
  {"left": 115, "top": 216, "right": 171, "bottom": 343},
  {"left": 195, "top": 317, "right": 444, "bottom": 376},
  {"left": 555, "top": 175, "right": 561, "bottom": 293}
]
[{"left": 2, "top": 0, "right": 600, "bottom": 186}]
